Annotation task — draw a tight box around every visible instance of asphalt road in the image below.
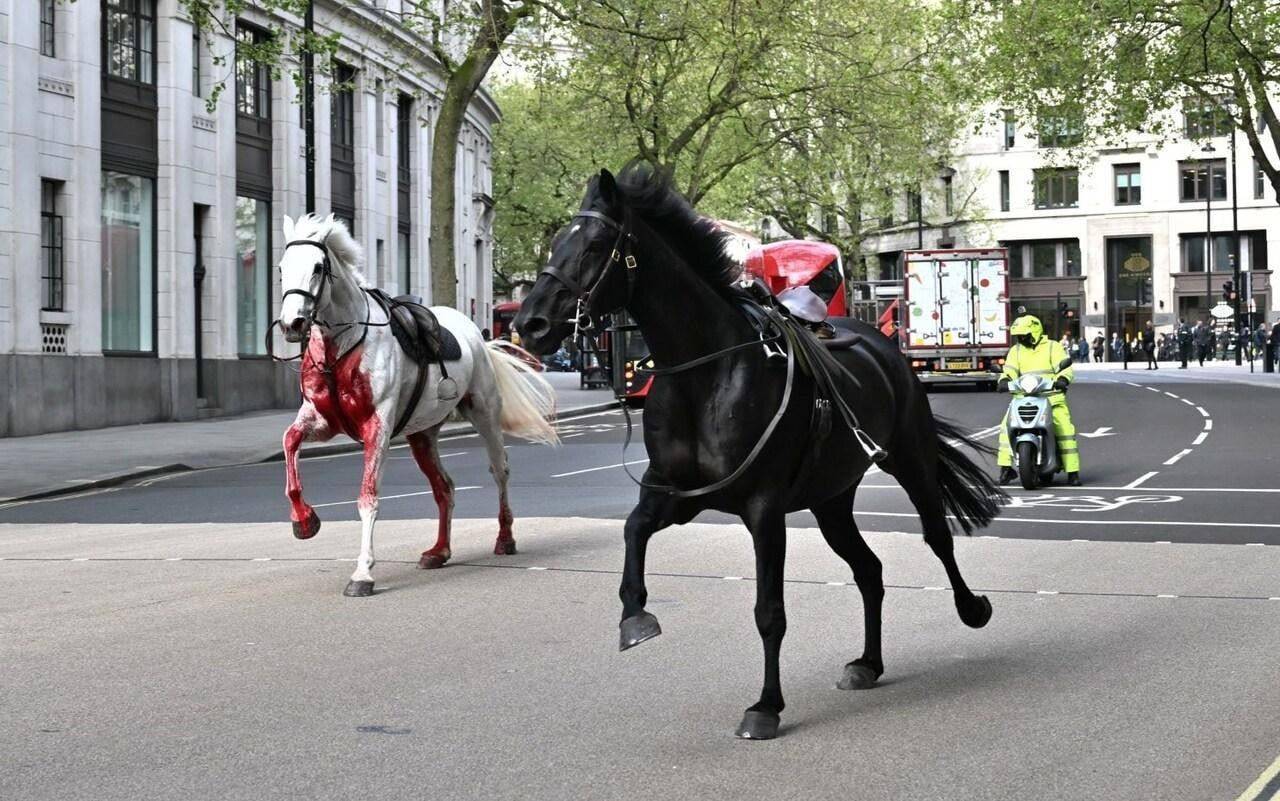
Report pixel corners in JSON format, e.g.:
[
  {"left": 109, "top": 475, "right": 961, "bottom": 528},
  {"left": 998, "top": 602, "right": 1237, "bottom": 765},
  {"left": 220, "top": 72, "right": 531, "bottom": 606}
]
[{"left": 3, "top": 371, "right": 1280, "bottom": 800}]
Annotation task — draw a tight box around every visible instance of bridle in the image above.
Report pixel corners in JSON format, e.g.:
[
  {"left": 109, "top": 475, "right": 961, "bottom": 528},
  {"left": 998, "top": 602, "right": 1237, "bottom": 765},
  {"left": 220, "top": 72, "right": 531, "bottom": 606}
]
[
  {"left": 539, "top": 208, "right": 638, "bottom": 333},
  {"left": 266, "top": 237, "right": 386, "bottom": 364}
]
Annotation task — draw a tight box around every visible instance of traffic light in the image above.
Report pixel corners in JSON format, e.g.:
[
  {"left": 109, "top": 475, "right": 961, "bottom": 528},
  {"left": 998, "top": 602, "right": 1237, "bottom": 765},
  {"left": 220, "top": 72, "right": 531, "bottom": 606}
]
[
  {"left": 1058, "top": 301, "right": 1075, "bottom": 320},
  {"left": 1222, "top": 281, "right": 1236, "bottom": 303}
]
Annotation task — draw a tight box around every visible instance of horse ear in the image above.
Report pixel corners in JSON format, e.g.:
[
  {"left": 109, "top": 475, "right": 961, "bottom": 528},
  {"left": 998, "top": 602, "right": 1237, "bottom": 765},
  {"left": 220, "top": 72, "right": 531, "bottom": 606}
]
[
  {"left": 282, "top": 214, "right": 294, "bottom": 241},
  {"left": 598, "top": 168, "right": 617, "bottom": 203}
]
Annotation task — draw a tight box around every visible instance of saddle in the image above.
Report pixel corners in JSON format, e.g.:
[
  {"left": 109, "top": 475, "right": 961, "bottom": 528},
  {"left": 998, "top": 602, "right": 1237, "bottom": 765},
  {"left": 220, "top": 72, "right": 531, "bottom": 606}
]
[{"left": 365, "top": 288, "right": 463, "bottom": 438}]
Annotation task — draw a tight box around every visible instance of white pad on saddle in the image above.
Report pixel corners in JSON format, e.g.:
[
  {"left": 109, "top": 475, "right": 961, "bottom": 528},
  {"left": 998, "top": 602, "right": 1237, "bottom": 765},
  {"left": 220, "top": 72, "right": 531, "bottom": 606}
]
[{"left": 778, "top": 285, "right": 827, "bottom": 324}]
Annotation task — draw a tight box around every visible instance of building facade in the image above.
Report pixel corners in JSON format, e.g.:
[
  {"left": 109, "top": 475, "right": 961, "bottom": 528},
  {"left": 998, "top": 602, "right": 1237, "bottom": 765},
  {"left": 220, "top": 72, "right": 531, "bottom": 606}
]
[
  {"left": 860, "top": 102, "right": 1280, "bottom": 346},
  {"left": 0, "top": 0, "right": 498, "bottom": 436}
]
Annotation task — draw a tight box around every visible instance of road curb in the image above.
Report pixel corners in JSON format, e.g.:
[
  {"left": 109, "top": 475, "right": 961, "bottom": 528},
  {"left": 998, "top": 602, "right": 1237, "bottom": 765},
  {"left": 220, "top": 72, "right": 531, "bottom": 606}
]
[{"left": 0, "top": 401, "right": 621, "bottom": 506}]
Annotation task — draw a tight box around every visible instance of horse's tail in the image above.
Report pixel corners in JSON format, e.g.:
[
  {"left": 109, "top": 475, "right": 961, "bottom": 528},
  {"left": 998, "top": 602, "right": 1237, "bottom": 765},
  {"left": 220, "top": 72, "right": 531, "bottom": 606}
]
[
  {"left": 932, "top": 417, "right": 1006, "bottom": 536},
  {"left": 484, "top": 341, "right": 560, "bottom": 445}
]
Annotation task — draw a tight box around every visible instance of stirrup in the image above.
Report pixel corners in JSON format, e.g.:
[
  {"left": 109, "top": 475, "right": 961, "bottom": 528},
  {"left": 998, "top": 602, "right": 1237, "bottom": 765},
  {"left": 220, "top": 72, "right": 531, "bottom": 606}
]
[
  {"left": 437, "top": 377, "right": 458, "bottom": 400},
  {"left": 853, "top": 428, "right": 888, "bottom": 463}
]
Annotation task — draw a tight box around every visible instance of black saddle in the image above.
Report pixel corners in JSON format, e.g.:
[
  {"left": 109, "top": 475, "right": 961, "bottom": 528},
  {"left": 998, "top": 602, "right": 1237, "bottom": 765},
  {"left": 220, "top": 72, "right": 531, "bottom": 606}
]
[
  {"left": 365, "top": 288, "right": 463, "bottom": 438},
  {"left": 366, "top": 289, "right": 462, "bottom": 365},
  {"left": 815, "top": 321, "right": 862, "bottom": 350}
]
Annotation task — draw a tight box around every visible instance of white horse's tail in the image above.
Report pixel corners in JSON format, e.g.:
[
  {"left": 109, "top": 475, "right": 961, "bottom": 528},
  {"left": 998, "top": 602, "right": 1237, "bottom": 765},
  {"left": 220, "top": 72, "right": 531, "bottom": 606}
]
[{"left": 485, "top": 342, "right": 560, "bottom": 445}]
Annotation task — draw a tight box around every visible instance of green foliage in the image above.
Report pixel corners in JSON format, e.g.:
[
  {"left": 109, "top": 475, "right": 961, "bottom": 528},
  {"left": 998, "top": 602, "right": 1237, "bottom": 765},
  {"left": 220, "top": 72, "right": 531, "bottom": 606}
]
[{"left": 493, "top": 0, "right": 978, "bottom": 279}]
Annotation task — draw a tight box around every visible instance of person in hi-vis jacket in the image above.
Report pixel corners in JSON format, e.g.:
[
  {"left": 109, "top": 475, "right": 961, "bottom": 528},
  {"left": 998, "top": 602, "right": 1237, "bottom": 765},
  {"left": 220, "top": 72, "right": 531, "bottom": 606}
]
[{"left": 996, "top": 315, "right": 1081, "bottom": 486}]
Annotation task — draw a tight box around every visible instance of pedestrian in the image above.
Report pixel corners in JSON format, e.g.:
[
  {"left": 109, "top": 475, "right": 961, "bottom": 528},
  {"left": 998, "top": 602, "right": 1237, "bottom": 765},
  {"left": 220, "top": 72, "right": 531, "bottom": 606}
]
[
  {"left": 1193, "top": 319, "right": 1212, "bottom": 367},
  {"left": 1092, "top": 333, "right": 1105, "bottom": 363},
  {"left": 1143, "top": 321, "right": 1159, "bottom": 370},
  {"left": 1239, "top": 324, "right": 1253, "bottom": 360},
  {"left": 1111, "top": 332, "right": 1124, "bottom": 362},
  {"left": 1174, "top": 318, "right": 1192, "bottom": 368},
  {"left": 1218, "top": 328, "right": 1231, "bottom": 360},
  {"left": 1078, "top": 337, "right": 1090, "bottom": 363},
  {"left": 1268, "top": 321, "right": 1280, "bottom": 374},
  {"left": 1255, "top": 324, "right": 1269, "bottom": 362}
]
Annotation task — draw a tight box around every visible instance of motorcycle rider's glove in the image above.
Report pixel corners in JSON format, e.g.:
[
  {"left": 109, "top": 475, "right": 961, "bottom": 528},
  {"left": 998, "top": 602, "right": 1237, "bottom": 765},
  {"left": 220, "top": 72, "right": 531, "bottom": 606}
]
[
  {"left": 1053, "top": 376, "right": 1070, "bottom": 392},
  {"left": 997, "top": 376, "right": 1010, "bottom": 393}
]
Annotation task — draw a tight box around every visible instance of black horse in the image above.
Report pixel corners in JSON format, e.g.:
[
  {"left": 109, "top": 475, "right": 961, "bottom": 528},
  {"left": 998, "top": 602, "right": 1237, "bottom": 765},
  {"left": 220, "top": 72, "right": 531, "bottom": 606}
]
[{"left": 515, "top": 164, "right": 1004, "bottom": 740}]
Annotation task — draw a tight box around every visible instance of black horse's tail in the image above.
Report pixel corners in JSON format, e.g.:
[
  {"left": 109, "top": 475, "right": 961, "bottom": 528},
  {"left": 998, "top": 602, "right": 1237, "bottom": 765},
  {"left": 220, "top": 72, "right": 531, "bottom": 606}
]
[{"left": 932, "top": 418, "right": 1007, "bottom": 536}]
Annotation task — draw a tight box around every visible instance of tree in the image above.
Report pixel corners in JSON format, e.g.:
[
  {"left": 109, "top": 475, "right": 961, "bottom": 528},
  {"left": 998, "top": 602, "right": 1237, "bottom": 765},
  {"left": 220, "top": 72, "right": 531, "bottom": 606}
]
[
  {"left": 492, "top": 0, "right": 979, "bottom": 281},
  {"left": 961, "top": 0, "right": 1280, "bottom": 201}
]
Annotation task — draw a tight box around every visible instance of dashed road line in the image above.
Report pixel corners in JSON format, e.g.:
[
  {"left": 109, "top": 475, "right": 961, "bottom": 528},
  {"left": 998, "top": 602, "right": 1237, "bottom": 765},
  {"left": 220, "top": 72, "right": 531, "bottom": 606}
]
[
  {"left": 1237, "top": 752, "right": 1280, "bottom": 801},
  {"left": 1164, "top": 449, "right": 1193, "bottom": 465},
  {"left": 551, "top": 459, "right": 649, "bottom": 478},
  {"left": 311, "top": 487, "right": 482, "bottom": 508},
  {"left": 1125, "top": 471, "right": 1159, "bottom": 488},
  {"left": 1193, "top": 432, "right": 1209, "bottom": 446}
]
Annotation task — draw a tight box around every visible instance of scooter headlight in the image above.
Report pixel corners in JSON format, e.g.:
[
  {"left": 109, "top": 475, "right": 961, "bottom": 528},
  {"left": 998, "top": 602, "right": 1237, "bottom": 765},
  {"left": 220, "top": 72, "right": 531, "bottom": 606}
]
[{"left": 1017, "top": 374, "right": 1040, "bottom": 394}]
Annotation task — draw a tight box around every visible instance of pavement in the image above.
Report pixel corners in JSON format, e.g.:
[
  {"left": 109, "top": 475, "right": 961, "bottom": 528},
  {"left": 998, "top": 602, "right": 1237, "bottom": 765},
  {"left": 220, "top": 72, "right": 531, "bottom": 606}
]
[
  {"left": 0, "top": 371, "right": 616, "bottom": 503},
  {"left": 4, "top": 361, "right": 1280, "bottom": 800}
]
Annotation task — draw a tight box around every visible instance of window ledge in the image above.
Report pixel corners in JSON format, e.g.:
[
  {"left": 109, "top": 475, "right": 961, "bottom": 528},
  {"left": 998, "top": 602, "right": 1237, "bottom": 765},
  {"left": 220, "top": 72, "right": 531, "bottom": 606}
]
[
  {"left": 193, "top": 114, "right": 216, "bottom": 132},
  {"left": 40, "top": 310, "right": 72, "bottom": 326}
]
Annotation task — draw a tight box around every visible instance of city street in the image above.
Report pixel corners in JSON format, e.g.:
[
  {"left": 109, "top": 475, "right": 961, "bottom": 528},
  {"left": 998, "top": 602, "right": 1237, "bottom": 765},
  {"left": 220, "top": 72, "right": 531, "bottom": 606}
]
[{"left": 3, "top": 368, "right": 1279, "bottom": 801}]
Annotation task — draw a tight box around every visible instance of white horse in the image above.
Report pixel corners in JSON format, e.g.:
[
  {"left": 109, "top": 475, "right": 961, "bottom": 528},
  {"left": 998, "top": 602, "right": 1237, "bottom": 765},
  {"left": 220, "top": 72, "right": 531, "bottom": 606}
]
[{"left": 275, "top": 213, "right": 558, "bottom": 596}]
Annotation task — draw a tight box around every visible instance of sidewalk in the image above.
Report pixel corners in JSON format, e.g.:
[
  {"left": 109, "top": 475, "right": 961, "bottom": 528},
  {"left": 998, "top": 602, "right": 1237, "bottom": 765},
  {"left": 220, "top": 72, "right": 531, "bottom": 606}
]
[
  {"left": 1074, "top": 358, "right": 1280, "bottom": 388},
  {"left": 0, "top": 372, "right": 616, "bottom": 503}
]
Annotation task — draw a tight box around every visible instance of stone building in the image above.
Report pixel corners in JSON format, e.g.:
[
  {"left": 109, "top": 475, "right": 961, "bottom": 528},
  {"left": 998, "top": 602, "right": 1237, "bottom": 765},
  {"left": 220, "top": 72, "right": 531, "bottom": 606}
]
[{"left": 0, "top": 0, "right": 498, "bottom": 435}]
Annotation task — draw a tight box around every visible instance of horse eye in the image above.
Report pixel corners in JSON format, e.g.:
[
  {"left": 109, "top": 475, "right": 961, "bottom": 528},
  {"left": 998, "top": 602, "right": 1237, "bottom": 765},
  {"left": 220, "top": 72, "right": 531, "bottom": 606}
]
[{"left": 313, "top": 262, "right": 323, "bottom": 274}]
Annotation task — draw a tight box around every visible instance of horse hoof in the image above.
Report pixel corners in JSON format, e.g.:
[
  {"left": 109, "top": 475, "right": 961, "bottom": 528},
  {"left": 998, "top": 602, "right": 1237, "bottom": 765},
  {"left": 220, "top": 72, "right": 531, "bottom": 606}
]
[
  {"left": 493, "top": 539, "right": 517, "bottom": 556},
  {"left": 343, "top": 580, "right": 375, "bottom": 597},
  {"left": 735, "top": 710, "right": 780, "bottom": 740},
  {"left": 292, "top": 510, "right": 321, "bottom": 540},
  {"left": 619, "top": 611, "right": 661, "bottom": 651},
  {"left": 959, "top": 594, "right": 993, "bottom": 629},
  {"left": 417, "top": 552, "right": 449, "bottom": 570},
  {"left": 838, "top": 660, "right": 882, "bottom": 690}
]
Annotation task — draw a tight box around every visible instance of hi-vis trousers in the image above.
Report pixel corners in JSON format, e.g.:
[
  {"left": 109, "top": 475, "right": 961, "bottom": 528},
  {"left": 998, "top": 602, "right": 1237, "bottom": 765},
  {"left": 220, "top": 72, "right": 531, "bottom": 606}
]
[{"left": 997, "top": 393, "right": 1080, "bottom": 473}]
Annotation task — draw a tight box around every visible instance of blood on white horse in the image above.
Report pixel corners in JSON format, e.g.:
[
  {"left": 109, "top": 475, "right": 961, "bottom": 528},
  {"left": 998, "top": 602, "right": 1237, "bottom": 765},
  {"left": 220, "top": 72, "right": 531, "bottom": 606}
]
[{"left": 275, "top": 213, "right": 558, "bottom": 596}]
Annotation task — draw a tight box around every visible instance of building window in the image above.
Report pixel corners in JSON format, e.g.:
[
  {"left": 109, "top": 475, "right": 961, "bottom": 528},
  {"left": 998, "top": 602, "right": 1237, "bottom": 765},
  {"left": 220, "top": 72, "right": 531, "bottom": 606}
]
[
  {"left": 906, "top": 188, "right": 921, "bottom": 222},
  {"left": 397, "top": 94, "right": 412, "bottom": 183},
  {"left": 1038, "top": 108, "right": 1082, "bottom": 148},
  {"left": 1003, "top": 109, "right": 1015, "bottom": 149},
  {"left": 942, "top": 176, "right": 953, "bottom": 216},
  {"left": 399, "top": 230, "right": 411, "bottom": 294},
  {"left": 42, "top": 0, "right": 56, "bottom": 57},
  {"left": 1255, "top": 159, "right": 1266, "bottom": 200},
  {"left": 1034, "top": 168, "right": 1079, "bottom": 209},
  {"left": 1114, "top": 163, "right": 1141, "bottom": 205},
  {"left": 235, "top": 196, "right": 270, "bottom": 355},
  {"left": 1180, "top": 233, "right": 1233, "bottom": 273},
  {"left": 235, "top": 24, "right": 271, "bottom": 120},
  {"left": 41, "top": 181, "right": 65, "bottom": 311},
  {"left": 999, "top": 170, "right": 1010, "bottom": 212},
  {"left": 104, "top": 0, "right": 156, "bottom": 83},
  {"left": 192, "top": 30, "right": 202, "bottom": 98},
  {"left": 101, "top": 171, "right": 155, "bottom": 352},
  {"left": 1031, "top": 242, "right": 1057, "bottom": 277},
  {"left": 1183, "top": 96, "right": 1232, "bottom": 139},
  {"left": 1065, "top": 241, "right": 1081, "bottom": 276},
  {"left": 1002, "top": 239, "right": 1080, "bottom": 279},
  {"left": 332, "top": 65, "right": 356, "bottom": 159},
  {"left": 1180, "top": 160, "right": 1227, "bottom": 201}
]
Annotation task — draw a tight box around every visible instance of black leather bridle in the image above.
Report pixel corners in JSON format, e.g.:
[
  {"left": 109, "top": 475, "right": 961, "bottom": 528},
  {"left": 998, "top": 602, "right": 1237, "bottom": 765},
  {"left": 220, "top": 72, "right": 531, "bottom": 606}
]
[{"left": 539, "top": 209, "right": 638, "bottom": 332}]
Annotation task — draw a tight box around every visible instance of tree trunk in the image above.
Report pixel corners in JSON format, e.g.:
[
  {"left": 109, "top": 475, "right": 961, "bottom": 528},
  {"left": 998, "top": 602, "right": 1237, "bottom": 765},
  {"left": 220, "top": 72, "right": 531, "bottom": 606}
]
[{"left": 427, "top": 1, "right": 530, "bottom": 311}]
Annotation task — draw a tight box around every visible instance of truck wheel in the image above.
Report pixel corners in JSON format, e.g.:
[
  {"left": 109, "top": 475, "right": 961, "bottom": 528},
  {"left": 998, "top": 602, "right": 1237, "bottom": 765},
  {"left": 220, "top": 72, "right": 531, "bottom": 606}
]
[{"left": 1017, "top": 441, "right": 1039, "bottom": 490}]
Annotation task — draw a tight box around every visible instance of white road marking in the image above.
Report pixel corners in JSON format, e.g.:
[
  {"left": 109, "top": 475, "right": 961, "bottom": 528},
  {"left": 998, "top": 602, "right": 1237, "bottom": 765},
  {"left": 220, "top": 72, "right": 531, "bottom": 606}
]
[
  {"left": 552, "top": 459, "right": 649, "bottom": 478},
  {"left": 1167, "top": 445, "right": 1192, "bottom": 465},
  {"left": 1181, "top": 398, "right": 1195, "bottom": 406},
  {"left": 1163, "top": 391, "right": 1179, "bottom": 399},
  {"left": 1077, "top": 426, "right": 1116, "bottom": 439},
  {"left": 1124, "top": 471, "right": 1159, "bottom": 489},
  {"left": 1145, "top": 386, "right": 1162, "bottom": 393},
  {"left": 1164, "top": 449, "right": 1193, "bottom": 466},
  {"left": 1196, "top": 406, "right": 1210, "bottom": 417},
  {"left": 1156, "top": 594, "right": 1178, "bottom": 599},
  {"left": 1036, "top": 590, "right": 1059, "bottom": 595},
  {"left": 311, "top": 487, "right": 482, "bottom": 508},
  {"left": 252, "top": 557, "right": 271, "bottom": 562},
  {"left": 1125, "top": 381, "right": 1143, "bottom": 387},
  {"left": 560, "top": 433, "right": 586, "bottom": 439},
  {"left": 853, "top": 511, "right": 1280, "bottom": 529},
  {"left": 1192, "top": 432, "right": 1209, "bottom": 446},
  {"left": 1204, "top": 419, "right": 1213, "bottom": 430}
]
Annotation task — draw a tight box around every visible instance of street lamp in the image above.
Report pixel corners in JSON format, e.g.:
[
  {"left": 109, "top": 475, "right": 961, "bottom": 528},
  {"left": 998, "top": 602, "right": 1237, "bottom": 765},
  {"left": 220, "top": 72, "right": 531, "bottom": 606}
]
[{"left": 1202, "top": 142, "right": 1215, "bottom": 320}]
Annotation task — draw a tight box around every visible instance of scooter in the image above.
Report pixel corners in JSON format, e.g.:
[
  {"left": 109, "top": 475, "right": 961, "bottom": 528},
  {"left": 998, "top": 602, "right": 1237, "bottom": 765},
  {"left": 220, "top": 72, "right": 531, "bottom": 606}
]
[{"left": 1003, "top": 358, "right": 1073, "bottom": 490}]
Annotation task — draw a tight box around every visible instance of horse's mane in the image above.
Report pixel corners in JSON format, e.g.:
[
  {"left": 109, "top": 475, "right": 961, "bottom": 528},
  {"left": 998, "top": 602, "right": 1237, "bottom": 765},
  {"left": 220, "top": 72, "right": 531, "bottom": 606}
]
[
  {"left": 292, "top": 213, "right": 369, "bottom": 286},
  {"left": 614, "top": 163, "right": 741, "bottom": 290}
]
